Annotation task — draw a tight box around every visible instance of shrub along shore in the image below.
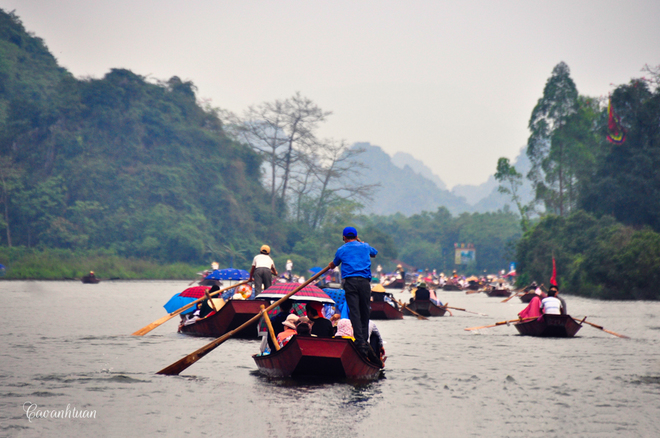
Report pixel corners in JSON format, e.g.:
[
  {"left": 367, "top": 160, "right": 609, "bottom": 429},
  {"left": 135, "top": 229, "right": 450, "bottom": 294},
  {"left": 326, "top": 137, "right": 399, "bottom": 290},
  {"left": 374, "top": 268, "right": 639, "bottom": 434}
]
[{"left": 0, "top": 247, "right": 203, "bottom": 280}]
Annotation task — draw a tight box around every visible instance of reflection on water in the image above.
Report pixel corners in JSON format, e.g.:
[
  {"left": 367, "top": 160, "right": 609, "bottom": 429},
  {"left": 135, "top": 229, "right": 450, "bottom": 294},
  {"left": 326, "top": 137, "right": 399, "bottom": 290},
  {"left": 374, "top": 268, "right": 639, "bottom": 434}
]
[{"left": 0, "top": 280, "right": 658, "bottom": 437}]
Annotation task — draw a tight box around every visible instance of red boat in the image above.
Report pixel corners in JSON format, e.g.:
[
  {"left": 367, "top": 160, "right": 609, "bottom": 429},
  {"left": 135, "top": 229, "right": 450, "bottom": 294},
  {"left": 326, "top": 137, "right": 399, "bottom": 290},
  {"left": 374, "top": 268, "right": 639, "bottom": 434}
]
[
  {"left": 513, "top": 314, "right": 582, "bottom": 338},
  {"left": 253, "top": 336, "right": 383, "bottom": 380},
  {"left": 402, "top": 300, "right": 447, "bottom": 317},
  {"left": 178, "top": 300, "right": 263, "bottom": 338},
  {"left": 369, "top": 301, "right": 404, "bottom": 319}
]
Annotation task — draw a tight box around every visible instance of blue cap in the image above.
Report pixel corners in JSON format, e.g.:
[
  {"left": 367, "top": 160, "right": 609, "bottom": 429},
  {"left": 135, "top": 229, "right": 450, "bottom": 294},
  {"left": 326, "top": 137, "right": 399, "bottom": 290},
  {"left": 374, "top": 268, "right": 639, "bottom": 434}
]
[{"left": 343, "top": 226, "right": 357, "bottom": 238}]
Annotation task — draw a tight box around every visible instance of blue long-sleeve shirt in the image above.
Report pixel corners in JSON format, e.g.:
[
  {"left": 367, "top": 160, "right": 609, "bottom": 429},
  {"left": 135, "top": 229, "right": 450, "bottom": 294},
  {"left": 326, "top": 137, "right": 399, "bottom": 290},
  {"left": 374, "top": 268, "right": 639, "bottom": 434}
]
[{"left": 333, "top": 241, "right": 377, "bottom": 279}]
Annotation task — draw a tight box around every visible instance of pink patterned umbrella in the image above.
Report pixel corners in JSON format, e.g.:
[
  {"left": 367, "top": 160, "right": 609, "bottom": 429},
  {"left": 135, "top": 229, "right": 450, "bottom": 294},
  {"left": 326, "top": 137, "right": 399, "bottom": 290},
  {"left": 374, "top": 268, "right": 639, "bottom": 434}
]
[{"left": 257, "top": 282, "right": 334, "bottom": 304}]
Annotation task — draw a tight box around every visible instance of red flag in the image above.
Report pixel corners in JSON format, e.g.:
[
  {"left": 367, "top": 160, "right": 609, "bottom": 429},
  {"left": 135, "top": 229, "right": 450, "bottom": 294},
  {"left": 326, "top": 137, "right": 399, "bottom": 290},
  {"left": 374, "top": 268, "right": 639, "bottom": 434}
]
[
  {"left": 550, "top": 258, "right": 557, "bottom": 287},
  {"left": 606, "top": 98, "right": 626, "bottom": 145}
]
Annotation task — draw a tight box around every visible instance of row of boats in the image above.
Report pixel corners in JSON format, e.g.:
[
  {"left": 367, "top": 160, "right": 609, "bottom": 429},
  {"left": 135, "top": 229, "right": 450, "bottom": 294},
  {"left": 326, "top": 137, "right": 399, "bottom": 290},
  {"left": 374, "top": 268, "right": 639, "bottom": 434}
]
[{"left": 159, "top": 267, "right": 589, "bottom": 380}]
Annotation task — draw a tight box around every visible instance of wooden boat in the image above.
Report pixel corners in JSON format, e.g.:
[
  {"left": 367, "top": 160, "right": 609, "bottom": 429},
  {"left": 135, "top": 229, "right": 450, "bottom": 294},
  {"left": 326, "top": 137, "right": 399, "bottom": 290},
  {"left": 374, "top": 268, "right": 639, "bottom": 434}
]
[
  {"left": 402, "top": 299, "right": 447, "bottom": 317},
  {"left": 486, "top": 288, "right": 512, "bottom": 297},
  {"left": 178, "top": 300, "right": 263, "bottom": 338},
  {"left": 519, "top": 292, "right": 537, "bottom": 303},
  {"left": 81, "top": 275, "right": 100, "bottom": 284},
  {"left": 382, "top": 278, "right": 405, "bottom": 289},
  {"left": 369, "top": 300, "right": 404, "bottom": 319},
  {"left": 442, "top": 280, "right": 463, "bottom": 291},
  {"left": 513, "top": 314, "right": 582, "bottom": 338},
  {"left": 253, "top": 336, "right": 383, "bottom": 380}
]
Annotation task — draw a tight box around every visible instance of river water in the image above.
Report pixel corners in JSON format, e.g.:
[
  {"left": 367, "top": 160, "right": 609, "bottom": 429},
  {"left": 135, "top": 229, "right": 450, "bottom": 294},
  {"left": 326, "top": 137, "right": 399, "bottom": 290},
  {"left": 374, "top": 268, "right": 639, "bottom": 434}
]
[{"left": 0, "top": 280, "right": 658, "bottom": 437}]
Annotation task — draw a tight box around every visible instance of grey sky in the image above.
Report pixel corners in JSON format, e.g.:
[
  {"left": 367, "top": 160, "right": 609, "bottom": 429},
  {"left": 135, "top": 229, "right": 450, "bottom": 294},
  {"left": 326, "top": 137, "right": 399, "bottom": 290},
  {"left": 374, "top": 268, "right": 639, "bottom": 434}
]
[{"left": 3, "top": 0, "right": 659, "bottom": 188}]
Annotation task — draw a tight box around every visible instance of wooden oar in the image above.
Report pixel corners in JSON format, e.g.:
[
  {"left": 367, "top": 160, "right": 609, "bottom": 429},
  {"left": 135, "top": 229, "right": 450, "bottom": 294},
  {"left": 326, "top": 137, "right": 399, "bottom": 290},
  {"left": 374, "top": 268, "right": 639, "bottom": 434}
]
[
  {"left": 445, "top": 306, "right": 487, "bottom": 316},
  {"left": 260, "top": 304, "right": 280, "bottom": 351},
  {"left": 465, "top": 289, "right": 482, "bottom": 295},
  {"left": 156, "top": 265, "right": 332, "bottom": 376},
  {"left": 397, "top": 299, "right": 428, "bottom": 320},
  {"left": 464, "top": 317, "right": 537, "bottom": 331},
  {"left": 579, "top": 318, "right": 629, "bottom": 339},
  {"left": 132, "top": 281, "right": 249, "bottom": 336}
]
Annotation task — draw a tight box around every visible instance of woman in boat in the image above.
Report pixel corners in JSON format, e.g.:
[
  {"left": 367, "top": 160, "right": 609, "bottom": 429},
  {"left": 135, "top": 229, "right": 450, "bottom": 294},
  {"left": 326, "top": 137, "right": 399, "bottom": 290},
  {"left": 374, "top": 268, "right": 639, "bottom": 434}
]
[
  {"left": 518, "top": 290, "right": 543, "bottom": 319},
  {"left": 335, "top": 319, "right": 354, "bottom": 340},
  {"left": 307, "top": 302, "right": 335, "bottom": 337},
  {"left": 277, "top": 314, "right": 300, "bottom": 347}
]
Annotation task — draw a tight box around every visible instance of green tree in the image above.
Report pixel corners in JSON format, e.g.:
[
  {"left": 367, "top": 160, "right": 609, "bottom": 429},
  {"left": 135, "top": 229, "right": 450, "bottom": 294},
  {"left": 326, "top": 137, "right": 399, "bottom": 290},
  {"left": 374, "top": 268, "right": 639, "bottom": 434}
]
[
  {"left": 527, "top": 62, "right": 579, "bottom": 216},
  {"left": 495, "top": 157, "right": 530, "bottom": 230}
]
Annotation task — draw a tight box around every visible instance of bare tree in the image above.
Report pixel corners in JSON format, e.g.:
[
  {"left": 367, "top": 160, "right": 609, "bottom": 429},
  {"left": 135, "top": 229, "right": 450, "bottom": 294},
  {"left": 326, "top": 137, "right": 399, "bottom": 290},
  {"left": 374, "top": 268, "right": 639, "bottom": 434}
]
[
  {"left": 224, "top": 92, "right": 330, "bottom": 213},
  {"left": 304, "top": 140, "right": 378, "bottom": 229}
]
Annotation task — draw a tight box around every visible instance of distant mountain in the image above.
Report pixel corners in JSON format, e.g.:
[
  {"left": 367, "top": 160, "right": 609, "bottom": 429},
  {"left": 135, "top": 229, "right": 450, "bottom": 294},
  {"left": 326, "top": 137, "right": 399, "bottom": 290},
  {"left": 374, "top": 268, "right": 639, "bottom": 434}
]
[
  {"left": 391, "top": 152, "right": 447, "bottom": 190},
  {"left": 353, "top": 143, "right": 472, "bottom": 216},
  {"left": 452, "top": 177, "right": 498, "bottom": 205},
  {"left": 469, "top": 147, "right": 535, "bottom": 212},
  {"left": 353, "top": 142, "right": 535, "bottom": 216}
]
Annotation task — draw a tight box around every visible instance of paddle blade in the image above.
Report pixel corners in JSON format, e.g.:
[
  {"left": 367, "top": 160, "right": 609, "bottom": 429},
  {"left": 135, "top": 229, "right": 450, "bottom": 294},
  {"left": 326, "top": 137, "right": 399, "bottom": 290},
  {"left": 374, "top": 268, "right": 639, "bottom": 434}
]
[{"left": 132, "top": 314, "right": 176, "bottom": 336}]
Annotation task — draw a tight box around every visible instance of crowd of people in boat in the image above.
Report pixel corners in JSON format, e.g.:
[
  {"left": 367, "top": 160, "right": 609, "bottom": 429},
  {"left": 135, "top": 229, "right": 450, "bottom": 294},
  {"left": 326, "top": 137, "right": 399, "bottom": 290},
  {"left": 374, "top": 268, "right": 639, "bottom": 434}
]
[
  {"left": 261, "top": 299, "right": 386, "bottom": 365},
  {"left": 518, "top": 283, "right": 567, "bottom": 318}
]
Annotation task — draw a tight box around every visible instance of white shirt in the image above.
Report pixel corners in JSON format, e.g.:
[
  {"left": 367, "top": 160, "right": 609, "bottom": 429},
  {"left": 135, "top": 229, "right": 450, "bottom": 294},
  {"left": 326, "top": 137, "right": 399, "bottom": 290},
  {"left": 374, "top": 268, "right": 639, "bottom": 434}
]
[
  {"left": 252, "top": 254, "right": 274, "bottom": 269},
  {"left": 541, "top": 296, "right": 562, "bottom": 315},
  {"left": 286, "top": 261, "right": 293, "bottom": 271}
]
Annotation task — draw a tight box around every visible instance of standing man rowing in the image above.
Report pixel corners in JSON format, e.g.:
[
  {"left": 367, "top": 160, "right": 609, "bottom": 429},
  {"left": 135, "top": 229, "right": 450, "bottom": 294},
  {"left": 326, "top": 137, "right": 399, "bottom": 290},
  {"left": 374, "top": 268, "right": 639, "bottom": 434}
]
[{"left": 329, "top": 226, "right": 379, "bottom": 361}]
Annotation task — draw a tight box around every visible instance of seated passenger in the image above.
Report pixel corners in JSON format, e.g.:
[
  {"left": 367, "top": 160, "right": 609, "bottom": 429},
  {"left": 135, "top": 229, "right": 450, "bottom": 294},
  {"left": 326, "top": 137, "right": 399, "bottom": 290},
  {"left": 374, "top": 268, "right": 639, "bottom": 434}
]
[
  {"left": 335, "top": 319, "right": 354, "bottom": 340},
  {"left": 306, "top": 302, "right": 335, "bottom": 337},
  {"left": 277, "top": 314, "right": 299, "bottom": 347},
  {"left": 414, "top": 282, "right": 431, "bottom": 301},
  {"left": 295, "top": 317, "right": 312, "bottom": 337},
  {"left": 518, "top": 295, "right": 542, "bottom": 319},
  {"left": 540, "top": 287, "right": 563, "bottom": 315},
  {"left": 368, "top": 320, "right": 386, "bottom": 363}
]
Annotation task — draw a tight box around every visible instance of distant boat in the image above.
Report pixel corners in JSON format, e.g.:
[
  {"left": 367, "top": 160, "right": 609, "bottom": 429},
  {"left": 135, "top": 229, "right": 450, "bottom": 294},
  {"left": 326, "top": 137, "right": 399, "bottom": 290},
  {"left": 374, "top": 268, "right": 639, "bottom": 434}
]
[
  {"left": 403, "top": 300, "right": 448, "bottom": 317},
  {"left": 253, "top": 336, "right": 383, "bottom": 380},
  {"left": 81, "top": 274, "right": 100, "bottom": 284}
]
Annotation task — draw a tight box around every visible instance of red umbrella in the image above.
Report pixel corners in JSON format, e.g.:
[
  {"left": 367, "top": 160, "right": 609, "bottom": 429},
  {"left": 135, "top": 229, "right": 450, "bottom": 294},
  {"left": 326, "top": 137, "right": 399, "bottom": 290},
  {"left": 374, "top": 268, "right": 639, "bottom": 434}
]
[
  {"left": 257, "top": 282, "right": 335, "bottom": 304},
  {"left": 179, "top": 286, "right": 211, "bottom": 298}
]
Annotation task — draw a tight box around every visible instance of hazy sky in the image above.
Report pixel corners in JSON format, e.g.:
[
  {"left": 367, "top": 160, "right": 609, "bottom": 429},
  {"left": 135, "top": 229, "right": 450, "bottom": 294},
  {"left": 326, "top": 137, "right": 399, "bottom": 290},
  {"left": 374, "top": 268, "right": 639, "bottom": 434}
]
[{"left": 3, "top": 1, "right": 659, "bottom": 188}]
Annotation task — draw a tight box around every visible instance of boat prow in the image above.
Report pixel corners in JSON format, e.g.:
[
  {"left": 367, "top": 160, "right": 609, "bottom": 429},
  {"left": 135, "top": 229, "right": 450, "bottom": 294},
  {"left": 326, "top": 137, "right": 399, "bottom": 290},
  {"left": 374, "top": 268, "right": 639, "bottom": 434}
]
[
  {"left": 369, "top": 301, "right": 404, "bottom": 319},
  {"left": 253, "top": 336, "right": 383, "bottom": 380},
  {"left": 513, "top": 314, "right": 582, "bottom": 338}
]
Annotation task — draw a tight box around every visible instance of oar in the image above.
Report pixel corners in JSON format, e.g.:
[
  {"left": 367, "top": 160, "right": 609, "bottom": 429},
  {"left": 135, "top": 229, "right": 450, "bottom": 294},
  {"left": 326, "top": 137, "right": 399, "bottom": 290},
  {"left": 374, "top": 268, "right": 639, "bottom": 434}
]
[
  {"left": 445, "top": 306, "right": 487, "bottom": 316},
  {"left": 464, "top": 317, "right": 537, "bottom": 331},
  {"left": 132, "top": 281, "right": 249, "bottom": 336},
  {"left": 465, "top": 289, "right": 482, "bottom": 295},
  {"left": 397, "top": 299, "right": 428, "bottom": 320},
  {"left": 156, "top": 264, "right": 332, "bottom": 376},
  {"left": 578, "top": 318, "right": 629, "bottom": 339}
]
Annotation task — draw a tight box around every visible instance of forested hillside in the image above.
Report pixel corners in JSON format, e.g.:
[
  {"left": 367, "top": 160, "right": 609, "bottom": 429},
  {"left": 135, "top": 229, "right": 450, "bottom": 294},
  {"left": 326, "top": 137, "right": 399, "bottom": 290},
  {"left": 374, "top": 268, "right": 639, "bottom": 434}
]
[{"left": 0, "top": 10, "right": 277, "bottom": 264}]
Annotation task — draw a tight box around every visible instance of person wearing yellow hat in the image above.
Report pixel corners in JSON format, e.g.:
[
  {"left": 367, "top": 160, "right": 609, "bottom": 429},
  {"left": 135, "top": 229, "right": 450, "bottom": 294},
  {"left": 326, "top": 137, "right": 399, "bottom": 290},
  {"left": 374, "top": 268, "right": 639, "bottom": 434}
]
[{"left": 249, "top": 245, "right": 278, "bottom": 296}]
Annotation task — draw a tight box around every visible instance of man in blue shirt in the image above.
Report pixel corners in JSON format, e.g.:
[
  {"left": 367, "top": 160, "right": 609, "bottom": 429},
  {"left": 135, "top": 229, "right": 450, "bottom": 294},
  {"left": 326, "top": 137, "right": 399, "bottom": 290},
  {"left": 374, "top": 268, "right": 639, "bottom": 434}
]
[{"left": 329, "top": 226, "right": 378, "bottom": 359}]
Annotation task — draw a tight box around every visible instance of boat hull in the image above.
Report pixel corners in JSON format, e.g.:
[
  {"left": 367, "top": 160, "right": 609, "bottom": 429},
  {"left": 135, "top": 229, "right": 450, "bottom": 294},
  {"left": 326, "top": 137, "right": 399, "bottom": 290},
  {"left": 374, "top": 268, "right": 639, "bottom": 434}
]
[
  {"left": 403, "top": 300, "right": 447, "bottom": 317},
  {"left": 514, "top": 314, "right": 582, "bottom": 338},
  {"left": 519, "top": 292, "right": 536, "bottom": 303},
  {"left": 383, "top": 278, "right": 405, "bottom": 289},
  {"left": 179, "top": 300, "right": 262, "bottom": 338},
  {"left": 253, "top": 336, "right": 382, "bottom": 380},
  {"left": 442, "top": 283, "right": 463, "bottom": 291},
  {"left": 369, "top": 301, "right": 404, "bottom": 319},
  {"left": 486, "top": 289, "right": 511, "bottom": 297}
]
